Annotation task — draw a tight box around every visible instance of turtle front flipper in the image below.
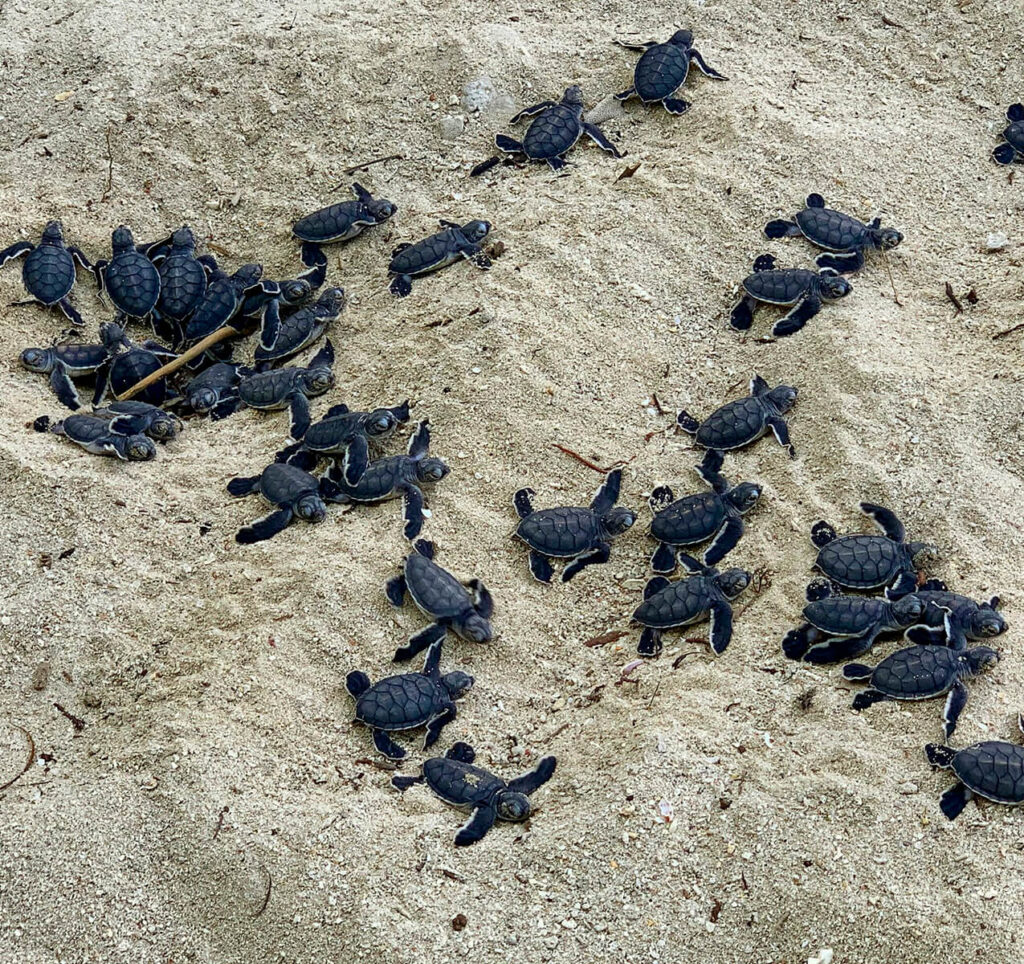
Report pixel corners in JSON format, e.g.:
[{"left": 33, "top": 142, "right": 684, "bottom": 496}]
[
  {"left": 342, "top": 434, "right": 370, "bottom": 485},
  {"left": 561, "top": 542, "right": 611, "bottom": 583},
  {"left": 393, "top": 621, "right": 447, "bottom": 663},
  {"left": 528, "top": 550, "right": 554, "bottom": 584},
  {"left": 509, "top": 100, "right": 556, "bottom": 123},
  {"left": 210, "top": 396, "right": 243, "bottom": 421},
  {"left": 708, "top": 599, "right": 734, "bottom": 655},
  {"left": 49, "top": 362, "right": 81, "bottom": 410},
  {"left": 372, "top": 728, "right": 407, "bottom": 760},
  {"left": 942, "top": 680, "right": 969, "bottom": 739},
  {"left": 590, "top": 468, "right": 622, "bottom": 515},
  {"left": 650, "top": 541, "right": 677, "bottom": 574},
  {"left": 661, "top": 98, "right": 691, "bottom": 116},
  {"left": 886, "top": 570, "right": 918, "bottom": 599},
  {"left": 637, "top": 626, "right": 663, "bottom": 658},
  {"left": 298, "top": 242, "right": 328, "bottom": 289},
  {"left": 385, "top": 572, "right": 408, "bottom": 607},
  {"left": 765, "top": 414, "right": 794, "bottom": 457},
  {"left": 938, "top": 782, "right": 973, "bottom": 820},
  {"left": 803, "top": 629, "right": 879, "bottom": 664},
  {"left": 513, "top": 487, "right": 536, "bottom": 519},
  {"left": 729, "top": 294, "right": 757, "bottom": 331},
  {"left": 287, "top": 390, "right": 312, "bottom": 441},
  {"left": 258, "top": 298, "right": 282, "bottom": 354},
  {"left": 467, "top": 579, "right": 494, "bottom": 618},
  {"left": 815, "top": 250, "right": 864, "bottom": 273},
  {"left": 582, "top": 123, "right": 624, "bottom": 158},
  {"left": 423, "top": 705, "right": 456, "bottom": 750},
  {"left": 703, "top": 515, "right": 743, "bottom": 567},
  {"left": 694, "top": 449, "right": 727, "bottom": 491},
  {"left": 0, "top": 240, "right": 33, "bottom": 268},
  {"left": 56, "top": 298, "right": 85, "bottom": 328},
  {"left": 905, "top": 626, "right": 947, "bottom": 646},
  {"left": 507, "top": 755, "right": 557, "bottom": 795},
  {"left": 771, "top": 294, "right": 821, "bottom": 338},
  {"left": 236, "top": 507, "right": 294, "bottom": 544},
  {"left": 454, "top": 804, "right": 498, "bottom": 847},
  {"left": 690, "top": 49, "right": 727, "bottom": 80},
  {"left": 401, "top": 484, "right": 426, "bottom": 540},
  {"left": 764, "top": 218, "right": 801, "bottom": 240}
]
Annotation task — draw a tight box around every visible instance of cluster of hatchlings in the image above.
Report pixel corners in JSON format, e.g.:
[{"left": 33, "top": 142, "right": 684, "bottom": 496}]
[{"left": 4, "top": 30, "right": 1022, "bottom": 843}]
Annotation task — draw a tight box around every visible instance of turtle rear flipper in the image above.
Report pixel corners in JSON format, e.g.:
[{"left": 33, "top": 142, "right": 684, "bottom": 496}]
[
  {"left": 782, "top": 625, "right": 814, "bottom": 660},
  {"left": 1009, "top": 104, "right": 1024, "bottom": 121},
  {"left": 993, "top": 143, "right": 1018, "bottom": 165},
  {"left": 925, "top": 743, "right": 957, "bottom": 769},
  {"left": 938, "top": 783, "right": 972, "bottom": 820},
  {"left": 614, "top": 86, "right": 636, "bottom": 101},
  {"left": 730, "top": 295, "right": 757, "bottom": 331},
  {"left": 644, "top": 575, "right": 671, "bottom": 599},
  {"left": 446, "top": 741, "right": 476, "bottom": 764},
  {"left": 676, "top": 410, "right": 700, "bottom": 434},
  {"left": 392, "top": 773, "right": 425, "bottom": 792},
  {"left": 507, "top": 755, "right": 557, "bottom": 795},
  {"left": 513, "top": 487, "right": 536, "bottom": 519},
  {"left": 638, "top": 626, "right": 662, "bottom": 658},
  {"left": 227, "top": 474, "right": 262, "bottom": 497},
  {"left": 764, "top": 218, "right": 800, "bottom": 240},
  {"left": 454, "top": 804, "right": 498, "bottom": 846},
  {"left": 919, "top": 578, "right": 949, "bottom": 592},
  {"left": 810, "top": 520, "right": 837, "bottom": 548},
  {"left": 771, "top": 295, "right": 821, "bottom": 338},
  {"left": 805, "top": 578, "right": 839, "bottom": 602},
  {"left": 345, "top": 670, "right": 372, "bottom": 698},
  {"left": 806, "top": 193, "right": 826, "bottom": 208},
  {"left": 470, "top": 156, "right": 502, "bottom": 177},
  {"left": 842, "top": 662, "right": 874, "bottom": 681},
  {"left": 236, "top": 507, "right": 294, "bottom": 544},
  {"left": 662, "top": 98, "right": 690, "bottom": 116},
  {"left": 648, "top": 484, "right": 675, "bottom": 512},
  {"left": 752, "top": 254, "right": 777, "bottom": 272}
]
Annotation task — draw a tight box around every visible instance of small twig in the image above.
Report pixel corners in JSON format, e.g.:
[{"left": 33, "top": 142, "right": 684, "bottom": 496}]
[
  {"left": 0, "top": 726, "right": 36, "bottom": 792},
  {"left": 336, "top": 154, "right": 403, "bottom": 182},
  {"left": 583, "top": 630, "right": 628, "bottom": 648},
  {"left": 115, "top": 325, "right": 240, "bottom": 400},
  {"left": 253, "top": 865, "right": 272, "bottom": 919},
  {"left": 944, "top": 282, "right": 964, "bottom": 314},
  {"left": 881, "top": 14, "right": 906, "bottom": 28},
  {"left": 650, "top": 392, "right": 665, "bottom": 415},
  {"left": 101, "top": 125, "right": 115, "bottom": 202},
  {"left": 646, "top": 681, "right": 661, "bottom": 709},
  {"left": 552, "top": 444, "right": 634, "bottom": 474},
  {"left": 53, "top": 703, "right": 85, "bottom": 732},
  {"left": 538, "top": 722, "right": 570, "bottom": 743},
  {"left": 881, "top": 250, "right": 902, "bottom": 306},
  {"left": 993, "top": 322, "right": 1024, "bottom": 341},
  {"left": 212, "top": 806, "right": 229, "bottom": 840},
  {"left": 672, "top": 646, "right": 706, "bottom": 669}
]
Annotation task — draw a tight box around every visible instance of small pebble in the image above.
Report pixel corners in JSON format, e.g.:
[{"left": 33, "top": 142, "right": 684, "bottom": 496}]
[{"left": 986, "top": 231, "right": 1008, "bottom": 252}]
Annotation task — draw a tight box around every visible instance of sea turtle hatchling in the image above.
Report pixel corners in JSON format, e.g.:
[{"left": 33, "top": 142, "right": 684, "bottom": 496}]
[
  {"left": 387, "top": 539, "right": 493, "bottom": 662},
  {"left": 765, "top": 193, "right": 903, "bottom": 274},
  {"left": 92, "top": 323, "right": 178, "bottom": 407},
  {"left": 926, "top": 714, "right": 1024, "bottom": 821},
  {"left": 812, "top": 502, "right": 937, "bottom": 598},
  {"left": 321, "top": 420, "right": 449, "bottom": 540},
  {"left": 155, "top": 226, "right": 208, "bottom": 343},
  {"left": 35, "top": 413, "right": 156, "bottom": 461},
  {"left": 213, "top": 341, "right": 335, "bottom": 438},
  {"left": 843, "top": 634, "right": 1000, "bottom": 739},
  {"left": 729, "top": 254, "right": 851, "bottom": 337},
  {"left": 292, "top": 182, "right": 397, "bottom": 244},
  {"left": 782, "top": 579, "right": 926, "bottom": 664},
  {"left": 254, "top": 286, "right": 345, "bottom": 368},
  {"left": 633, "top": 555, "right": 751, "bottom": 657},
  {"left": 614, "top": 29, "right": 727, "bottom": 116},
  {"left": 180, "top": 361, "right": 244, "bottom": 415},
  {"left": 648, "top": 448, "right": 762, "bottom": 573},
  {"left": 21, "top": 338, "right": 111, "bottom": 410},
  {"left": 0, "top": 220, "right": 92, "bottom": 327},
  {"left": 345, "top": 639, "right": 473, "bottom": 760},
  {"left": 276, "top": 399, "right": 411, "bottom": 484},
  {"left": 904, "top": 579, "right": 1007, "bottom": 649},
  {"left": 184, "top": 263, "right": 264, "bottom": 342},
  {"left": 513, "top": 469, "right": 636, "bottom": 584},
  {"left": 677, "top": 375, "right": 798, "bottom": 457},
  {"left": 91, "top": 400, "right": 182, "bottom": 442},
  {"left": 388, "top": 220, "right": 492, "bottom": 297},
  {"left": 226, "top": 460, "right": 328, "bottom": 544},
  {"left": 992, "top": 104, "right": 1024, "bottom": 165},
  {"left": 392, "top": 741, "right": 557, "bottom": 846},
  {"left": 493, "top": 85, "right": 623, "bottom": 172},
  {"left": 93, "top": 226, "right": 162, "bottom": 323}
]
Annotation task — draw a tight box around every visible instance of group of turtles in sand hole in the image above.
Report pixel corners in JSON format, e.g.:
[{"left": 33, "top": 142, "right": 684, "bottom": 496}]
[{"left": 4, "top": 27, "right": 1023, "bottom": 842}]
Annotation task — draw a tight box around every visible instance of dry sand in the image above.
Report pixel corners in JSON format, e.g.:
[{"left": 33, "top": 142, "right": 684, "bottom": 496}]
[{"left": 1, "top": 0, "right": 1023, "bottom": 961}]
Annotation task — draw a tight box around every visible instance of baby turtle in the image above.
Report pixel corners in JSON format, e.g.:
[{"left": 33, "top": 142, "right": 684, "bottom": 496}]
[
  {"left": 904, "top": 579, "right": 1007, "bottom": 649},
  {"left": 346, "top": 639, "right": 473, "bottom": 760},
  {"left": 226, "top": 460, "right": 328, "bottom": 544},
  {"left": 388, "top": 220, "right": 492, "bottom": 297},
  {"left": 926, "top": 714, "right": 1024, "bottom": 820},
  {"left": 730, "top": 254, "right": 851, "bottom": 337},
  {"left": 93, "top": 323, "right": 178, "bottom": 407},
  {"left": 782, "top": 579, "right": 926, "bottom": 663},
  {"left": 292, "top": 182, "right": 397, "bottom": 244},
  {"left": 184, "top": 263, "right": 264, "bottom": 342},
  {"left": 812, "top": 502, "right": 937, "bottom": 598},
  {"left": 393, "top": 741, "right": 556, "bottom": 846},
  {"left": 992, "top": 104, "right": 1024, "bottom": 165},
  {"left": 648, "top": 448, "right": 762, "bottom": 573},
  {"left": 91, "top": 400, "right": 182, "bottom": 442},
  {"left": 94, "top": 226, "right": 162, "bottom": 322},
  {"left": 677, "top": 376, "right": 798, "bottom": 457},
  {"left": 254, "top": 286, "right": 345, "bottom": 368},
  {"left": 155, "top": 226, "right": 208, "bottom": 341},
  {"left": 0, "top": 221, "right": 91, "bottom": 327},
  {"left": 614, "top": 29, "right": 727, "bottom": 116},
  {"left": 215, "top": 341, "right": 335, "bottom": 438},
  {"left": 843, "top": 635, "right": 999, "bottom": 739},
  {"left": 21, "top": 338, "right": 111, "bottom": 410},
  {"left": 276, "top": 399, "right": 410, "bottom": 484},
  {"left": 181, "top": 361, "right": 244, "bottom": 415},
  {"left": 513, "top": 469, "right": 636, "bottom": 584},
  {"left": 494, "top": 85, "right": 623, "bottom": 172},
  {"left": 321, "top": 420, "right": 449, "bottom": 539},
  {"left": 36, "top": 413, "right": 156, "bottom": 461},
  {"left": 765, "top": 193, "right": 903, "bottom": 273},
  {"left": 387, "top": 540, "right": 493, "bottom": 662},
  {"left": 633, "top": 555, "right": 751, "bottom": 657},
  {"left": 239, "top": 275, "right": 312, "bottom": 324}
]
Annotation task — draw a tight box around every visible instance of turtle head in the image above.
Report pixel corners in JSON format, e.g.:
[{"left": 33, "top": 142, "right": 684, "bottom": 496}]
[
  {"left": 364, "top": 407, "right": 400, "bottom": 440},
  {"left": 602, "top": 506, "right": 637, "bottom": 537},
  {"left": 280, "top": 279, "right": 312, "bottom": 305},
  {"left": 965, "top": 645, "right": 1000, "bottom": 675},
  {"left": 317, "top": 286, "right": 347, "bottom": 314},
  {"left": 112, "top": 225, "right": 135, "bottom": 252},
  {"left": 908, "top": 542, "right": 939, "bottom": 568},
  {"left": 496, "top": 791, "right": 532, "bottom": 823},
  {"left": 20, "top": 347, "right": 53, "bottom": 372},
  {"left": 460, "top": 220, "right": 491, "bottom": 244},
  {"left": 459, "top": 611, "right": 492, "bottom": 644},
  {"left": 969, "top": 607, "right": 1007, "bottom": 640},
  {"left": 891, "top": 593, "right": 927, "bottom": 625},
  {"left": 873, "top": 226, "right": 903, "bottom": 251},
  {"left": 171, "top": 225, "right": 196, "bottom": 250},
  {"left": 441, "top": 670, "right": 474, "bottom": 700},
  {"left": 295, "top": 494, "right": 327, "bottom": 523},
  {"left": 561, "top": 85, "right": 585, "bottom": 109},
  {"left": 148, "top": 411, "right": 183, "bottom": 441},
  {"left": 670, "top": 29, "right": 694, "bottom": 47},
  {"left": 717, "top": 568, "right": 751, "bottom": 599},
  {"left": 300, "top": 369, "right": 335, "bottom": 397},
  {"left": 766, "top": 384, "right": 797, "bottom": 414},
  {"left": 416, "top": 457, "right": 450, "bottom": 485},
  {"left": 41, "top": 220, "right": 64, "bottom": 243},
  {"left": 126, "top": 434, "right": 157, "bottom": 461},
  {"left": 368, "top": 197, "right": 397, "bottom": 223},
  {"left": 189, "top": 387, "right": 219, "bottom": 414},
  {"left": 818, "top": 273, "right": 852, "bottom": 301},
  {"left": 727, "top": 481, "right": 762, "bottom": 514}
]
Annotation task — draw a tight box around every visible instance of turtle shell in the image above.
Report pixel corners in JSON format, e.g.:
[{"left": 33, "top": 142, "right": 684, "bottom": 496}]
[
  {"left": 794, "top": 207, "right": 869, "bottom": 252},
  {"left": 423, "top": 757, "right": 505, "bottom": 807},
  {"left": 389, "top": 232, "right": 461, "bottom": 278},
  {"left": 743, "top": 268, "right": 816, "bottom": 305},
  {"left": 23, "top": 244, "right": 75, "bottom": 304},
  {"left": 951, "top": 742, "right": 1024, "bottom": 804},
  {"left": 355, "top": 673, "right": 445, "bottom": 730},
  {"left": 253, "top": 302, "right": 325, "bottom": 364},
  {"left": 238, "top": 369, "right": 301, "bottom": 409},
  {"left": 522, "top": 104, "right": 583, "bottom": 160},
  {"left": 516, "top": 506, "right": 600, "bottom": 558},
  {"left": 815, "top": 534, "right": 903, "bottom": 589},
  {"left": 406, "top": 552, "right": 472, "bottom": 621},
  {"left": 62, "top": 414, "right": 112, "bottom": 444},
  {"left": 53, "top": 343, "right": 110, "bottom": 374},
  {"left": 869, "top": 645, "right": 959, "bottom": 699},
  {"left": 333, "top": 455, "right": 408, "bottom": 502},
  {"left": 186, "top": 276, "right": 243, "bottom": 340},
  {"left": 108, "top": 349, "right": 167, "bottom": 405},
  {"left": 650, "top": 492, "right": 725, "bottom": 546},
  {"left": 804, "top": 596, "right": 888, "bottom": 636},
  {"left": 695, "top": 396, "right": 768, "bottom": 450},
  {"left": 633, "top": 575, "right": 715, "bottom": 629},
  {"left": 1005, "top": 120, "right": 1024, "bottom": 152},
  {"left": 633, "top": 43, "right": 691, "bottom": 101},
  {"left": 258, "top": 462, "right": 320, "bottom": 506},
  {"left": 293, "top": 201, "right": 374, "bottom": 243},
  {"left": 158, "top": 254, "right": 207, "bottom": 320},
  {"left": 105, "top": 250, "right": 161, "bottom": 317},
  {"left": 300, "top": 413, "right": 362, "bottom": 454}
]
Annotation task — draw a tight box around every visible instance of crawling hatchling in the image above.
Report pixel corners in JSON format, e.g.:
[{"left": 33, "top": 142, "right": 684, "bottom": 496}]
[
  {"left": 227, "top": 461, "right": 328, "bottom": 544},
  {"left": 292, "top": 182, "right": 397, "bottom": 244},
  {"left": 254, "top": 286, "right": 344, "bottom": 368},
  {"left": 393, "top": 741, "right": 556, "bottom": 846},
  {"left": 387, "top": 539, "right": 493, "bottom": 662},
  {"left": 94, "top": 225, "right": 162, "bottom": 323},
  {"left": 993, "top": 104, "right": 1024, "bottom": 165},
  {"left": 904, "top": 579, "right": 1007, "bottom": 649},
  {"left": 21, "top": 337, "right": 111, "bottom": 410},
  {"left": 35, "top": 413, "right": 156, "bottom": 461},
  {"left": 388, "top": 220, "right": 492, "bottom": 297}
]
